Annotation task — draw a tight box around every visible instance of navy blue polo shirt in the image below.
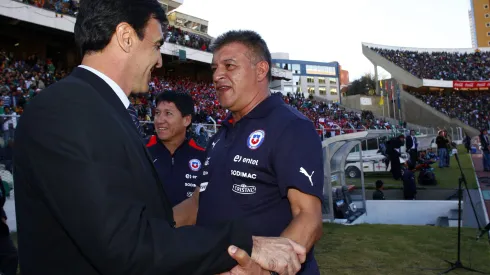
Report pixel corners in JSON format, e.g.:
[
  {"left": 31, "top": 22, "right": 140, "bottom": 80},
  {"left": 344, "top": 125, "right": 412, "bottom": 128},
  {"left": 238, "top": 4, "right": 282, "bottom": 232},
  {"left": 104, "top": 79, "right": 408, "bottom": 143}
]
[
  {"left": 196, "top": 93, "right": 324, "bottom": 274},
  {"left": 146, "top": 136, "right": 206, "bottom": 207}
]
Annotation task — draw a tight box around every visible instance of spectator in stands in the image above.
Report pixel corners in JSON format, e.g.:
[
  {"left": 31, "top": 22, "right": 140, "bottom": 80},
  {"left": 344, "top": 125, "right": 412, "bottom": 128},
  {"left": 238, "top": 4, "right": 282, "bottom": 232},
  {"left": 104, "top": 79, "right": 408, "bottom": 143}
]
[
  {"left": 480, "top": 129, "right": 490, "bottom": 172},
  {"left": 372, "top": 180, "right": 385, "bottom": 200},
  {"left": 1, "top": 107, "right": 16, "bottom": 146}
]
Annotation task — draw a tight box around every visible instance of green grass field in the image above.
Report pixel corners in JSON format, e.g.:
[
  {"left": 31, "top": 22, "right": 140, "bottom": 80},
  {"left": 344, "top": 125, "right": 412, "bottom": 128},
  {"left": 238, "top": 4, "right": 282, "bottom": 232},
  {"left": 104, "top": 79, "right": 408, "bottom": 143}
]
[
  {"left": 345, "top": 145, "right": 478, "bottom": 190},
  {"left": 317, "top": 223, "right": 490, "bottom": 275},
  {"left": 11, "top": 223, "right": 490, "bottom": 274}
]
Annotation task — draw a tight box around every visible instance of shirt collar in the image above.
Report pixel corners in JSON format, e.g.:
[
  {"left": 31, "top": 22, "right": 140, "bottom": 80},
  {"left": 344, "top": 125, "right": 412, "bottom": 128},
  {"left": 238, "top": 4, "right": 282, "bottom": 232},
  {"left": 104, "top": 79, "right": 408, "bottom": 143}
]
[
  {"left": 78, "top": 65, "right": 130, "bottom": 109},
  {"left": 222, "top": 93, "right": 283, "bottom": 128}
]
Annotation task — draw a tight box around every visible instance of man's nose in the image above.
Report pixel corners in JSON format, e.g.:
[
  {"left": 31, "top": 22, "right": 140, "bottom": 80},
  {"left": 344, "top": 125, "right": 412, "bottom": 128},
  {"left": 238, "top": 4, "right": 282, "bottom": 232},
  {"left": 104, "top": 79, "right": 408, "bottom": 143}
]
[
  {"left": 155, "top": 54, "right": 163, "bottom": 69},
  {"left": 213, "top": 67, "right": 225, "bottom": 83}
]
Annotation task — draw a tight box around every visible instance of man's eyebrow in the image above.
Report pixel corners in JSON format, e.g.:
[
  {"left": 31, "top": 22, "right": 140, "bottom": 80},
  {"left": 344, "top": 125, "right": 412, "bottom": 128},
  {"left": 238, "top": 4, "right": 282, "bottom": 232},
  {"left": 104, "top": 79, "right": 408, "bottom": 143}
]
[
  {"left": 154, "top": 38, "right": 164, "bottom": 46},
  {"left": 211, "top": 58, "right": 236, "bottom": 67}
]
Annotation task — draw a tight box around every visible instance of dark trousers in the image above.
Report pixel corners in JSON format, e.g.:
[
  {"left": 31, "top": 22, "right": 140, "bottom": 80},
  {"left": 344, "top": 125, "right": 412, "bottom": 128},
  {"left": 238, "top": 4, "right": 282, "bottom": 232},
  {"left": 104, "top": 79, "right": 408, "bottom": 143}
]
[
  {"left": 409, "top": 149, "right": 418, "bottom": 166},
  {"left": 0, "top": 235, "right": 18, "bottom": 275}
]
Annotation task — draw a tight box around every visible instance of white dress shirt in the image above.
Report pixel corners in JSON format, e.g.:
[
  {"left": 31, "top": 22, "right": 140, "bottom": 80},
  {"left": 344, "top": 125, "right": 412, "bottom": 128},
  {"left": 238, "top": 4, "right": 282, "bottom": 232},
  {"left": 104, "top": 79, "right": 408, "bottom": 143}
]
[{"left": 78, "top": 65, "right": 130, "bottom": 109}]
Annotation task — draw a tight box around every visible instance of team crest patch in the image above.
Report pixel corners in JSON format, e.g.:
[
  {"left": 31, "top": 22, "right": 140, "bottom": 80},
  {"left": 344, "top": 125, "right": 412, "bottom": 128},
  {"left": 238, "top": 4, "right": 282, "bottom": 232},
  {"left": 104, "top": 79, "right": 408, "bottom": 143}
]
[
  {"left": 247, "top": 130, "right": 265, "bottom": 150},
  {"left": 189, "top": 159, "right": 202, "bottom": 171}
]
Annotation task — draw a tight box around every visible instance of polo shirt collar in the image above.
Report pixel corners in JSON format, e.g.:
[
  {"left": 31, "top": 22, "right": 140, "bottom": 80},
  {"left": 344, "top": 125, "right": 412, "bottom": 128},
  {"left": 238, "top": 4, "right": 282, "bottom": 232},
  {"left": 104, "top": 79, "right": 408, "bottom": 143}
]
[{"left": 222, "top": 93, "right": 283, "bottom": 128}]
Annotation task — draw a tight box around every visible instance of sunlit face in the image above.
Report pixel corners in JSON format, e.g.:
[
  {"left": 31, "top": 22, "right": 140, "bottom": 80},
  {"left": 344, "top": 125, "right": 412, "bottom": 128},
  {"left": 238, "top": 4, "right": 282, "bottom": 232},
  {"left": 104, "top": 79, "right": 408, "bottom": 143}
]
[
  {"left": 211, "top": 42, "right": 261, "bottom": 112},
  {"left": 131, "top": 18, "right": 164, "bottom": 93},
  {"left": 154, "top": 101, "right": 190, "bottom": 142}
]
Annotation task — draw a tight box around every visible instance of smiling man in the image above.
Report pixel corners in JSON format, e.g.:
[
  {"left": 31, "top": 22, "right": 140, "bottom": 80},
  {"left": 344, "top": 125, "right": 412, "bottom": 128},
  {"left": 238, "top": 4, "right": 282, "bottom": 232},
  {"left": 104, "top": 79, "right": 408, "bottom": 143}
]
[
  {"left": 146, "top": 91, "right": 205, "bottom": 209},
  {"left": 196, "top": 30, "right": 324, "bottom": 275}
]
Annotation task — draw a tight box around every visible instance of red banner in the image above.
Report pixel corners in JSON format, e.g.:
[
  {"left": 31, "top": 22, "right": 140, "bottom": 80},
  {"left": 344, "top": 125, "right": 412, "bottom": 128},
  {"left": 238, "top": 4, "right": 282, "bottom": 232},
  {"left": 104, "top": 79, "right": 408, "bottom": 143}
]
[{"left": 453, "top": 81, "right": 490, "bottom": 89}]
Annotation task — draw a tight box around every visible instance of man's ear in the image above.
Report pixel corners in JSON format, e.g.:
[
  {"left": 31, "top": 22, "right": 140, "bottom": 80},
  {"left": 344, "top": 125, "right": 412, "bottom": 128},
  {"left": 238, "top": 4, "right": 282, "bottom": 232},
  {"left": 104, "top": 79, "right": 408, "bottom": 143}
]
[
  {"left": 183, "top": 115, "right": 192, "bottom": 128},
  {"left": 115, "top": 22, "right": 134, "bottom": 53},
  {"left": 256, "top": 60, "right": 269, "bottom": 82}
]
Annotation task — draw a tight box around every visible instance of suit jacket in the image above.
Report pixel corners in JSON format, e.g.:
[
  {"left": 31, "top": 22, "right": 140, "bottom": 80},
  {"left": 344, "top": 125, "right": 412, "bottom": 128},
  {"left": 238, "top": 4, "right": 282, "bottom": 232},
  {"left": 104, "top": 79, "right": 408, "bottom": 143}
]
[
  {"left": 405, "top": 135, "right": 417, "bottom": 151},
  {"left": 13, "top": 67, "right": 252, "bottom": 275},
  {"left": 481, "top": 134, "right": 490, "bottom": 152}
]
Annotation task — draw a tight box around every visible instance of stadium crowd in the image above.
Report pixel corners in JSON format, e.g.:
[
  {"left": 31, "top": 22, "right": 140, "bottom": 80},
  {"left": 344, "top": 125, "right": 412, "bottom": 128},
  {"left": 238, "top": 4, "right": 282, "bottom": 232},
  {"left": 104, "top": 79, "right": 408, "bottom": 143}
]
[
  {"left": 16, "top": 0, "right": 212, "bottom": 53},
  {"left": 370, "top": 47, "right": 490, "bottom": 81},
  {"left": 1, "top": 51, "right": 403, "bottom": 142},
  {"left": 18, "top": 0, "right": 79, "bottom": 17},
  {"left": 408, "top": 89, "right": 490, "bottom": 130}
]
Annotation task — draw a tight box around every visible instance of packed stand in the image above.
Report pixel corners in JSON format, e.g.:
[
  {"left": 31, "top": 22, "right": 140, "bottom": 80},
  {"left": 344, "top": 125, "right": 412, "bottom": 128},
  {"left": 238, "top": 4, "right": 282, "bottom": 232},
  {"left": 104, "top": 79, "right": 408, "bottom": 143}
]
[
  {"left": 408, "top": 89, "right": 490, "bottom": 130},
  {"left": 165, "top": 25, "right": 211, "bottom": 52},
  {"left": 16, "top": 1, "right": 211, "bottom": 52},
  {"left": 370, "top": 47, "right": 490, "bottom": 81},
  {"left": 0, "top": 51, "right": 69, "bottom": 173},
  {"left": 18, "top": 0, "right": 79, "bottom": 17},
  {"left": 282, "top": 93, "right": 403, "bottom": 137},
  {"left": 1, "top": 52, "right": 406, "bottom": 147}
]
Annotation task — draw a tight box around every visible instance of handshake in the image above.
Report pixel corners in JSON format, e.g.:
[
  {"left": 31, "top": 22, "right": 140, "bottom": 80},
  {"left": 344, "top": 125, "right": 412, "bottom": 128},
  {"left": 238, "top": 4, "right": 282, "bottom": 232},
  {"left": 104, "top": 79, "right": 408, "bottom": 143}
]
[{"left": 218, "top": 236, "right": 306, "bottom": 275}]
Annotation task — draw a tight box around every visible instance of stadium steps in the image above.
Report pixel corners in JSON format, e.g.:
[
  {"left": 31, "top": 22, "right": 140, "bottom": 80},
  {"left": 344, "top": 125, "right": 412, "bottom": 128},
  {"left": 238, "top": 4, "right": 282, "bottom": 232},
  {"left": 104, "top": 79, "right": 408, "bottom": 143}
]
[{"left": 434, "top": 208, "right": 461, "bottom": 227}]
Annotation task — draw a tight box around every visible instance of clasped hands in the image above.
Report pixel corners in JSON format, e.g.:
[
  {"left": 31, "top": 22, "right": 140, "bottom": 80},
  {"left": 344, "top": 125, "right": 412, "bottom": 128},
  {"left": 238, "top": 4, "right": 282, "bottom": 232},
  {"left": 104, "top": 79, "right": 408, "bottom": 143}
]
[{"left": 217, "top": 236, "right": 306, "bottom": 275}]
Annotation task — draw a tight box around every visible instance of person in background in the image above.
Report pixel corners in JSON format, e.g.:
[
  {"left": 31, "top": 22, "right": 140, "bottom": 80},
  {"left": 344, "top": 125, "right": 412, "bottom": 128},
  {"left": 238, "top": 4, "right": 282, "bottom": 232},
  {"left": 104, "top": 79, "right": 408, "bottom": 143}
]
[
  {"left": 401, "top": 160, "right": 417, "bottom": 200},
  {"left": 405, "top": 130, "right": 418, "bottom": 164},
  {"left": 146, "top": 91, "right": 205, "bottom": 213},
  {"left": 372, "top": 180, "right": 385, "bottom": 200},
  {"left": 480, "top": 129, "right": 490, "bottom": 172},
  {"left": 387, "top": 135, "right": 405, "bottom": 180},
  {"left": 463, "top": 133, "right": 472, "bottom": 153},
  {"left": 426, "top": 147, "right": 437, "bottom": 161},
  {"left": 436, "top": 130, "right": 449, "bottom": 168}
]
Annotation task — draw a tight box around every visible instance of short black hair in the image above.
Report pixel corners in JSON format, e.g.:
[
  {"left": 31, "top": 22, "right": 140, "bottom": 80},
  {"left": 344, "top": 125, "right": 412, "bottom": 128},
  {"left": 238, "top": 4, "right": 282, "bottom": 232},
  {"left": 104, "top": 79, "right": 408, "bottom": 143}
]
[
  {"left": 210, "top": 30, "right": 272, "bottom": 82},
  {"left": 375, "top": 180, "right": 384, "bottom": 189},
  {"left": 155, "top": 91, "right": 194, "bottom": 119},
  {"left": 74, "top": 0, "right": 168, "bottom": 56}
]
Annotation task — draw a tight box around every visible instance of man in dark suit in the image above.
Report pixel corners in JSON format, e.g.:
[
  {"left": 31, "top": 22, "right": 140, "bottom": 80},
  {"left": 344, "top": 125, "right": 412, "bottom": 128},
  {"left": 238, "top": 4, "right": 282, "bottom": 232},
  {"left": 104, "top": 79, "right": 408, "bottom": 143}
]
[
  {"left": 387, "top": 135, "right": 405, "bottom": 180},
  {"left": 13, "top": 0, "right": 305, "bottom": 274},
  {"left": 480, "top": 129, "right": 490, "bottom": 171},
  {"left": 405, "top": 130, "right": 418, "bottom": 167}
]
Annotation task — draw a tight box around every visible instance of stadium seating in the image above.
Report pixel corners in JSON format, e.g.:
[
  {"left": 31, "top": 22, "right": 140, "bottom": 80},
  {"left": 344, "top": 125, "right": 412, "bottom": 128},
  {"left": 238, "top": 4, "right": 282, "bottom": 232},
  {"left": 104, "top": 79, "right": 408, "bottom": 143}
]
[
  {"left": 369, "top": 47, "right": 490, "bottom": 81},
  {"left": 367, "top": 46, "right": 490, "bottom": 130},
  {"left": 407, "top": 90, "right": 489, "bottom": 130},
  {"left": 16, "top": 0, "right": 211, "bottom": 53}
]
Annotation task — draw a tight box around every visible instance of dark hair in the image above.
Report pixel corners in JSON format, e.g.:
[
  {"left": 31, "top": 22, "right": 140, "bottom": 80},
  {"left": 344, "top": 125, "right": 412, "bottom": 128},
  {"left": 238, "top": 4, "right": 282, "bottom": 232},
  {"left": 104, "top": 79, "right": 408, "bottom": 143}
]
[
  {"left": 375, "top": 180, "right": 384, "bottom": 189},
  {"left": 155, "top": 91, "right": 194, "bottom": 119},
  {"left": 210, "top": 30, "right": 272, "bottom": 82},
  {"left": 74, "top": 0, "right": 168, "bottom": 56}
]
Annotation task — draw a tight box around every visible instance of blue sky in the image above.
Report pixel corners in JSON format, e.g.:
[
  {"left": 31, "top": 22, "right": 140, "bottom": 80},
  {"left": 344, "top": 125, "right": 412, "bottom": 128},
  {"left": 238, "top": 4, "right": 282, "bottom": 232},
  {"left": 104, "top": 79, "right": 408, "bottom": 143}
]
[{"left": 176, "top": 0, "right": 473, "bottom": 81}]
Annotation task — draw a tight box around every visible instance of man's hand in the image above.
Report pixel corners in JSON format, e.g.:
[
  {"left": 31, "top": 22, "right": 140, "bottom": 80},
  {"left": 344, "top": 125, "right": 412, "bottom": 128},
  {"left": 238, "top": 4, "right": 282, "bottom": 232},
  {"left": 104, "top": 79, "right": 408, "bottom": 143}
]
[
  {"left": 216, "top": 246, "right": 269, "bottom": 275},
  {"left": 250, "top": 236, "right": 306, "bottom": 275}
]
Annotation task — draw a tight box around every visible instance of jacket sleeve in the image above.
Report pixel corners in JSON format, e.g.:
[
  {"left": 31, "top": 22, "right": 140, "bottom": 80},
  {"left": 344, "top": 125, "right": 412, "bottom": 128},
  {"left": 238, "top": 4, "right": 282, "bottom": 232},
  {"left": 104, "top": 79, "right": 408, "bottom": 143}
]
[{"left": 16, "top": 91, "right": 252, "bottom": 275}]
